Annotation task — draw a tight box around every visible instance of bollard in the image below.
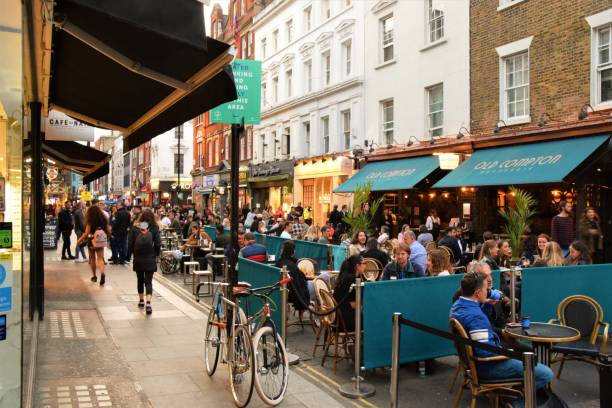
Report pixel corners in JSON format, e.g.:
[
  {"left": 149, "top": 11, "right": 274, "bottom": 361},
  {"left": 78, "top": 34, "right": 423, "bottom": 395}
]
[
  {"left": 280, "top": 266, "right": 300, "bottom": 365},
  {"left": 523, "top": 352, "right": 536, "bottom": 408},
  {"left": 389, "top": 313, "right": 401, "bottom": 408},
  {"left": 598, "top": 353, "right": 612, "bottom": 407},
  {"left": 510, "top": 266, "right": 517, "bottom": 323},
  {"left": 339, "top": 278, "right": 376, "bottom": 399}
]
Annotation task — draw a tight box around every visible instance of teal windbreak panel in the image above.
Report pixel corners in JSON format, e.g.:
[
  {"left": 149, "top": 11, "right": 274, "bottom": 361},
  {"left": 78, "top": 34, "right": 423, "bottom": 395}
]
[
  {"left": 334, "top": 156, "right": 440, "bottom": 192},
  {"left": 266, "top": 235, "right": 288, "bottom": 258},
  {"left": 434, "top": 135, "right": 609, "bottom": 188},
  {"left": 332, "top": 245, "right": 347, "bottom": 270},
  {"left": 204, "top": 226, "right": 216, "bottom": 240},
  {"left": 294, "top": 240, "right": 329, "bottom": 269}
]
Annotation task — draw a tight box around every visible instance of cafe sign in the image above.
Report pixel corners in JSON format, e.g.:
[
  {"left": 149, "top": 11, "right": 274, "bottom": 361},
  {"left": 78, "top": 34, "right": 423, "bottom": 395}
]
[
  {"left": 251, "top": 164, "right": 282, "bottom": 177},
  {"left": 473, "top": 154, "right": 562, "bottom": 173},
  {"left": 45, "top": 110, "right": 95, "bottom": 142}
]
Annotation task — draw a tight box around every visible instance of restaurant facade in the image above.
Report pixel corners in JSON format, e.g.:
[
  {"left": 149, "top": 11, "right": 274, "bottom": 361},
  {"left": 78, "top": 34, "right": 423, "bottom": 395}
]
[{"left": 248, "top": 159, "right": 294, "bottom": 213}]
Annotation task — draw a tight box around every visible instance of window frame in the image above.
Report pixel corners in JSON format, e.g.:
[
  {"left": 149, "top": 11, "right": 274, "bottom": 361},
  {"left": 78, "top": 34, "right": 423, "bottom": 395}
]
[
  {"left": 495, "top": 36, "right": 533, "bottom": 125},
  {"left": 342, "top": 110, "right": 351, "bottom": 150},
  {"left": 261, "top": 37, "right": 267, "bottom": 59},
  {"left": 303, "top": 121, "right": 311, "bottom": 157},
  {"left": 272, "top": 29, "right": 279, "bottom": 52},
  {"left": 322, "top": 50, "right": 331, "bottom": 87},
  {"left": 426, "top": 84, "right": 444, "bottom": 138},
  {"left": 303, "top": 5, "right": 312, "bottom": 32},
  {"left": 286, "top": 19, "right": 294, "bottom": 44},
  {"left": 426, "top": 0, "right": 444, "bottom": 44},
  {"left": 381, "top": 15, "right": 394, "bottom": 63},
  {"left": 286, "top": 69, "right": 293, "bottom": 98},
  {"left": 590, "top": 21, "right": 612, "bottom": 109},
  {"left": 342, "top": 39, "right": 352, "bottom": 77},
  {"left": 282, "top": 127, "right": 291, "bottom": 156},
  {"left": 321, "top": 116, "right": 330, "bottom": 153},
  {"left": 322, "top": 0, "right": 331, "bottom": 20},
  {"left": 501, "top": 51, "right": 530, "bottom": 124},
  {"left": 380, "top": 99, "right": 394, "bottom": 145},
  {"left": 303, "top": 59, "right": 313, "bottom": 93},
  {"left": 271, "top": 75, "right": 279, "bottom": 103}
]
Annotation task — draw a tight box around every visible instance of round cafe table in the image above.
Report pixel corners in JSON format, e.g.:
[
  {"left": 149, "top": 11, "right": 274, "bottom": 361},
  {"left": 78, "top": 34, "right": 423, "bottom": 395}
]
[{"left": 504, "top": 322, "right": 580, "bottom": 366}]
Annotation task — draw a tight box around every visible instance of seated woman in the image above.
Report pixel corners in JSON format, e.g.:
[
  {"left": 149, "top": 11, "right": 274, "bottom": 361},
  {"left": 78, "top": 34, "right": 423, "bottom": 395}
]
[
  {"left": 427, "top": 249, "right": 453, "bottom": 276},
  {"left": 348, "top": 230, "right": 368, "bottom": 256},
  {"left": 533, "top": 241, "right": 564, "bottom": 267},
  {"left": 333, "top": 255, "right": 366, "bottom": 332},
  {"left": 497, "top": 240, "right": 512, "bottom": 268},
  {"left": 382, "top": 243, "right": 422, "bottom": 279},
  {"left": 275, "top": 241, "right": 310, "bottom": 312},
  {"left": 478, "top": 239, "right": 500, "bottom": 270},
  {"left": 565, "top": 240, "right": 592, "bottom": 266},
  {"left": 180, "top": 224, "right": 212, "bottom": 270}
]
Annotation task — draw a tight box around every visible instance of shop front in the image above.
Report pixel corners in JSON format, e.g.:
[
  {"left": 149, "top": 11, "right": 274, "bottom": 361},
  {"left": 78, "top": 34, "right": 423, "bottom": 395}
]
[
  {"left": 217, "top": 166, "right": 250, "bottom": 214},
  {"left": 294, "top": 155, "right": 354, "bottom": 225},
  {"left": 248, "top": 160, "right": 294, "bottom": 213}
]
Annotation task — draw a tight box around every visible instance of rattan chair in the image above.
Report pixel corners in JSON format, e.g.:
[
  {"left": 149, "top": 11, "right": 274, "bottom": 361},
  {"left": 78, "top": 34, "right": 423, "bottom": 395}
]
[
  {"left": 297, "top": 258, "right": 319, "bottom": 279},
  {"left": 319, "top": 289, "right": 355, "bottom": 374},
  {"left": 425, "top": 241, "right": 438, "bottom": 252},
  {"left": 438, "top": 245, "right": 455, "bottom": 265},
  {"left": 449, "top": 318, "right": 523, "bottom": 408},
  {"left": 362, "top": 258, "right": 383, "bottom": 281},
  {"left": 549, "top": 295, "right": 609, "bottom": 379},
  {"left": 312, "top": 277, "right": 331, "bottom": 357}
]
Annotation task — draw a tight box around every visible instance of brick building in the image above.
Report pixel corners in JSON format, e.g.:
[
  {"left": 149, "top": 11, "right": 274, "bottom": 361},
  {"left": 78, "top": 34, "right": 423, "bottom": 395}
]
[{"left": 192, "top": 0, "right": 271, "bottom": 214}]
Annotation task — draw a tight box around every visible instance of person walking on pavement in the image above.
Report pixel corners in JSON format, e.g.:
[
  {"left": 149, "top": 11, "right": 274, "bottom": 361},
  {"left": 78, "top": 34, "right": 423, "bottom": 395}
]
[
  {"left": 128, "top": 209, "right": 161, "bottom": 314},
  {"left": 112, "top": 201, "right": 132, "bottom": 264},
  {"left": 77, "top": 205, "right": 111, "bottom": 285},
  {"left": 73, "top": 201, "right": 87, "bottom": 263},
  {"left": 58, "top": 201, "right": 75, "bottom": 260}
]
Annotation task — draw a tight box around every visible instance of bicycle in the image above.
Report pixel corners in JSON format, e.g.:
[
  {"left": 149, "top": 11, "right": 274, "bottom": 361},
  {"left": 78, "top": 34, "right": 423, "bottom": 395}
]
[
  {"left": 203, "top": 277, "right": 291, "bottom": 407},
  {"left": 159, "top": 251, "right": 181, "bottom": 274}
]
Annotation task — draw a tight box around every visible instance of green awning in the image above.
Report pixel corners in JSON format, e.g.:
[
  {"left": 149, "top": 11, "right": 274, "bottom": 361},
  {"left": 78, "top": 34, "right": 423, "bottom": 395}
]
[
  {"left": 433, "top": 135, "right": 610, "bottom": 188},
  {"left": 334, "top": 156, "right": 439, "bottom": 193}
]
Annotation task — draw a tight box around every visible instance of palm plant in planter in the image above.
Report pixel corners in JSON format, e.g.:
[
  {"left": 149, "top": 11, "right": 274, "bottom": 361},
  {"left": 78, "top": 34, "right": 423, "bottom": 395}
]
[
  {"left": 342, "top": 182, "right": 383, "bottom": 237},
  {"left": 499, "top": 186, "right": 537, "bottom": 261}
]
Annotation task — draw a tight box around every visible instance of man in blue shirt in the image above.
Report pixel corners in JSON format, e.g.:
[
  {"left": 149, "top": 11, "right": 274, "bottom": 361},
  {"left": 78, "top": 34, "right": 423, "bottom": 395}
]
[
  {"left": 382, "top": 243, "right": 425, "bottom": 280},
  {"left": 450, "top": 272, "right": 553, "bottom": 399},
  {"left": 403, "top": 230, "right": 427, "bottom": 276}
]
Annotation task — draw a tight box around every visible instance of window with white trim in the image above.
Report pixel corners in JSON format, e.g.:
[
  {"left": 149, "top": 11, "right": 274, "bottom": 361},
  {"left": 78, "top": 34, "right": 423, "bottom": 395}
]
[
  {"left": 240, "top": 134, "right": 246, "bottom": 161},
  {"left": 427, "top": 0, "right": 444, "bottom": 43},
  {"left": 304, "top": 6, "right": 312, "bottom": 32},
  {"left": 342, "top": 110, "right": 351, "bottom": 150},
  {"left": 272, "top": 29, "right": 279, "bottom": 52},
  {"left": 261, "top": 38, "right": 267, "bottom": 59},
  {"left": 282, "top": 127, "right": 291, "bottom": 156},
  {"left": 342, "top": 40, "right": 352, "bottom": 77},
  {"left": 502, "top": 51, "right": 529, "bottom": 121},
  {"left": 322, "top": 0, "right": 331, "bottom": 20},
  {"left": 262, "top": 81, "right": 267, "bottom": 108},
  {"left": 246, "top": 128, "right": 252, "bottom": 159},
  {"left": 286, "top": 19, "right": 293, "bottom": 43},
  {"left": 272, "top": 131, "right": 278, "bottom": 156},
  {"left": 272, "top": 76, "right": 278, "bottom": 103},
  {"left": 381, "top": 15, "right": 394, "bottom": 62},
  {"left": 499, "top": 0, "right": 525, "bottom": 8},
  {"left": 381, "top": 99, "right": 394, "bottom": 145},
  {"left": 322, "top": 50, "right": 331, "bottom": 86},
  {"left": 286, "top": 69, "right": 293, "bottom": 98},
  {"left": 427, "top": 84, "right": 444, "bottom": 137},
  {"left": 259, "top": 134, "right": 266, "bottom": 161},
  {"left": 596, "top": 24, "right": 612, "bottom": 104},
  {"left": 304, "top": 59, "right": 312, "bottom": 92},
  {"left": 321, "top": 116, "right": 330, "bottom": 153},
  {"left": 303, "top": 121, "right": 311, "bottom": 156}
]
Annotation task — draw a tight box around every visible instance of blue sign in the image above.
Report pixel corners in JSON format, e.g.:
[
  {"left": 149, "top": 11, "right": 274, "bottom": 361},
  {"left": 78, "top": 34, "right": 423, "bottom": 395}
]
[
  {"left": 0, "top": 315, "right": 5, "bottom": 341},
  {"left": 0, "top": 264, "right": 5, "bottom": 285},
  {"left": 0, "top": 287, "right": 11, "bottom": 312}
]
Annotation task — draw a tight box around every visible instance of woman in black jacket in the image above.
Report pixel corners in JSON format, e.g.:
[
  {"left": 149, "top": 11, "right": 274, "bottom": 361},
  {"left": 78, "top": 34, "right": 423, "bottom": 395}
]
[
  {"left": 275, "top": 241, "right": 310, "bottom": 312},
  {"left": 478, "top": 239, "right": 500, "bottom": 271},
  {"left": 128, "top": 209, "right": 161, "bottom": 314},
  {"left": 333, "top": 254, "right": 366, "bottom": 332}
]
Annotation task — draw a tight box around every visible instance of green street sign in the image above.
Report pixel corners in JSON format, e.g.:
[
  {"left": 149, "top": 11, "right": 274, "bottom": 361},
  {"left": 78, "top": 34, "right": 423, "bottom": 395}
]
[
  {"left": 210, "top": 59, "right": 261, "bottom": 125},
  {"left": 0, "top": 223, "right": 12, "bottom": 249}
]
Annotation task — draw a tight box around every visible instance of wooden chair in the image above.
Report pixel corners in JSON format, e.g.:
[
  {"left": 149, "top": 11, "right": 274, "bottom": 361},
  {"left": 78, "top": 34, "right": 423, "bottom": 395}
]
[
  {"left": 362, "top": 258, "right": 382, "bottom": 282},
  {"left": 549, "top": 295, "right": 609, "bottom": 379},
  {"left": 297, "top": 258, "right": 319, "bottom": 279},
  {"left": 318, "top": 288, "right": 355, "bottom": 374},
  {"left": 312, "top": 277, "right": 332, "bottom": 357},
  {"left": 449, "top": 318, "right": 523, "bottom": 408}
]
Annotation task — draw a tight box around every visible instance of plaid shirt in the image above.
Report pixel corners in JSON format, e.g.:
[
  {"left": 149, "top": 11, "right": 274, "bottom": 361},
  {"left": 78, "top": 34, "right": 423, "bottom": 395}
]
[{"left": 292, "top": 222, "right": 307, "bottom": 239}]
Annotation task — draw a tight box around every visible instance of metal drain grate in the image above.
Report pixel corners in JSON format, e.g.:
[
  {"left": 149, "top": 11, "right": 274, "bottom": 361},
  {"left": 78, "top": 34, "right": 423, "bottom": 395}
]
[{"left": 37, "top": 384, "right": 114, "bottom": 408}]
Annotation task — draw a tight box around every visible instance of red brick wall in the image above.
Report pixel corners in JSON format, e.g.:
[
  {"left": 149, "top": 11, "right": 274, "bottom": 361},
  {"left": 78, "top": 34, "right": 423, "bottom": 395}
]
[{"left": 470, "top": 0, "right": 611, "bottom": 134}]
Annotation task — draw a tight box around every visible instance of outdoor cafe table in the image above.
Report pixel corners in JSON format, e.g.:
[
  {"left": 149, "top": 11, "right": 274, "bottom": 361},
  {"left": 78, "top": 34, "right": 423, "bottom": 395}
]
[{"left": 504, "top": 322, "right": 580, "bottom": 366}]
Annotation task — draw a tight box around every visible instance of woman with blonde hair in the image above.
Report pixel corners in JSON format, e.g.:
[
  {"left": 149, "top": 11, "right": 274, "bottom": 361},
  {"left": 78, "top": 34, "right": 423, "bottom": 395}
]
[
  {"left": 539, "top": 241, "right": 565, "bottom": 267},
  {"left": 427, "top": 249, "right": 453, "bottom": 276},
  {"left": 305, "top": 225, "right": 320, "bottom": 242}
]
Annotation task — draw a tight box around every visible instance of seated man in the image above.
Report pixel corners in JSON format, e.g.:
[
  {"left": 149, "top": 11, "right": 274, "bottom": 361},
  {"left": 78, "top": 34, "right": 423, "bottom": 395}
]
[
  {"left": 238, "top": 232, "right": 267, "bottom": 262},
  {"left": 450, "top": 272, "right": 553, "bottom": 399},
  {"left": 362, "top": 237, "right": 389, "bottom": 268}
]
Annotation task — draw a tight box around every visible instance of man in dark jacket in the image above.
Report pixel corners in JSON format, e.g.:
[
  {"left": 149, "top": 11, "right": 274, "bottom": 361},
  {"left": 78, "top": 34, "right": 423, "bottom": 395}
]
[
  {"left": 328, "top": 204, "right": 343, "bottom": 227},
  {"left": 58, "top": 201, "right": 75, "bottom": 260},
  {"left": 439, "top": 227, "right": 462, "bottom": 265},
  {"left": 128, "top": 221, "right": 161, "bottom": 314},
  {"left": 362, "top": 238, "right": 389, "bottom": 268},
  {"left": 112, "top": 202, "right": 132, "bottom": 264}
]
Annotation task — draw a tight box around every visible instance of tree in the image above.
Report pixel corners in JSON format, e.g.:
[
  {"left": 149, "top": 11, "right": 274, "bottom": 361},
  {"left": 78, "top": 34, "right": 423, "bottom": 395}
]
[
  {"left": 499, "top": 186, "right": 537, "bottom": 260},
  {"left": 342, "top": 182, "right": 383, "bottom": 237}
]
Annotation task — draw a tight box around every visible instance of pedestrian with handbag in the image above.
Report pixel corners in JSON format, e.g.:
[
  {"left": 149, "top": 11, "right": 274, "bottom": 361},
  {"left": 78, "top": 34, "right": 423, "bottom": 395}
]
[{"left": 128, "top": 209, "right": 161, "bottom": 314}]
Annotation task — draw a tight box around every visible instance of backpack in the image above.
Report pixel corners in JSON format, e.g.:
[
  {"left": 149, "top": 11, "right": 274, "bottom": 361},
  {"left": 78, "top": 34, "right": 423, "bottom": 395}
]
[
  {"left": 92, "top": 228, "right": 108, "bottom": 248},
  {"left": 134, "top": 230, "right": 154, "bottom": 256}
]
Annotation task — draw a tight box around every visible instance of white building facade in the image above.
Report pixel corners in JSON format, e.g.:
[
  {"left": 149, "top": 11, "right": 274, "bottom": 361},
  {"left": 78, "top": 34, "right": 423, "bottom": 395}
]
[
  {"left": 252, "top": 0, "right": 365, "bottom": 223},
  {"left": 110, "top": 136, "right": 124, "bottom": 197},
  {"left": 364, "top": 0, "right": 470, "bottom": 146},
  {"left": 149, "top": 121, "right": 194, "bottom": 206}
]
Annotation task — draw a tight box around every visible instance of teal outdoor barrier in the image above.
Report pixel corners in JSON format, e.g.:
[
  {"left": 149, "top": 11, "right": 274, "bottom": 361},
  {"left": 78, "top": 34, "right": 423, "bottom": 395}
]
[
  {"left": 294, "top": 240, "right": 329, "bottom": 269},
  {"left": 362, "top": 272, "right": 500, "bottom": 369},
  {"left": 204, "top": 225, "right": 216, "bottom": 240},
  {"left": 237, "top": 258, "right": 283, "bottom": 333},
  {"left": 266, "top": 235, "right": 288, "bottom": 258},
  {"left": 332, "top": 245, "right": 346, "bottom": 270},
  {"left": 521, "top": 264, "right": 612, "bottom": 322},
  {"left": 254, "top": 232, "right": 266, "bottom": 245}
]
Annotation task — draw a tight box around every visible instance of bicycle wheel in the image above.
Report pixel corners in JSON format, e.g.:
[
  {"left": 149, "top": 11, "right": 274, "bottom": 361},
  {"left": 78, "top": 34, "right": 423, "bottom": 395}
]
[
  {"left": 229, "top": 325, "right": 255, "bottom": 408},
  {"left": 253, "top": 327, "right": 289, "bottom": 406},
  {"left": 160, "top": 255, "right": 177, "bottom": 275},
  {"left": 204, "top": 307, "right": 221, "bottom": 376}
]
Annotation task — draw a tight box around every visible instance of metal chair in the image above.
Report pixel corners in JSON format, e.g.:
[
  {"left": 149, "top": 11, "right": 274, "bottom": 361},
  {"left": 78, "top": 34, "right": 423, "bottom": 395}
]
[
  {"left": 362, "top": 258, "right": 382, "bottom": 282},
  {"left": 449, "top": 318, "right": 523, "bottom": 407},
  {"left": 549, "top": 295, "right": 609, "bottom": 378}
]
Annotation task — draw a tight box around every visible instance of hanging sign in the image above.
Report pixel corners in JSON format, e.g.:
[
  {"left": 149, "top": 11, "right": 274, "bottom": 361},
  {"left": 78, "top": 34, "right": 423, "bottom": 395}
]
[
  {"left": 210, "top": 59, "right": 262, "bottom": 125},
  {"left": 45, "top": 110, "right": 95, "bottom": 142}
]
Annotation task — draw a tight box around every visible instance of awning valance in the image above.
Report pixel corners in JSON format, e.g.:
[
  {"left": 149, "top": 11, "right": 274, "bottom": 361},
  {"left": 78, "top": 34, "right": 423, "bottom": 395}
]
[
  {"left": 433, "top": 135, "right": 610, "bottom": 188},
  {"left": 49, "top": 0, "right": 237, "bottom": 152},
  {"left": 334, "top": 156, "right": 440, "bottom": 193}
]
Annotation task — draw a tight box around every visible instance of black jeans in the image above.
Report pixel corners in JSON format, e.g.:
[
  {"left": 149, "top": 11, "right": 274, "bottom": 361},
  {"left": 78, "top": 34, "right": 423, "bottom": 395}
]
[
  {"left": 61, "top": 230, "right": 73, "bottom": 257},
  {"left": 136, "top": 270, "right": 154, "bottom": 295}
]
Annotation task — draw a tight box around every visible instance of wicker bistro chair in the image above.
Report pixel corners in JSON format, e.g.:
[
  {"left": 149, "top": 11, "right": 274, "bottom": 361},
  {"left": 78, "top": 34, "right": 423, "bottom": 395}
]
[
  {"left": 297, "top": 258, "right": 319, "bottom": 279},
  {"left": 438, "top": 245, "right": 455, "bottom": 265},
  {"left": 312, "top": 277, "right": 332, "bottom": 357},
  {"left": 549, "top": 295, "right": 609, "bottom": 379},
  {"left": 425, "top": 241, "right": 438, "bottom": 252},
  {"left": 362, "top": 258, "right": 383, "bottom": 282},
  {"left": 318, "top": 288, "right": 355, "bottom": 374},
  {"left": 449, "top": 318, "right": 523, "bottom": 408}
]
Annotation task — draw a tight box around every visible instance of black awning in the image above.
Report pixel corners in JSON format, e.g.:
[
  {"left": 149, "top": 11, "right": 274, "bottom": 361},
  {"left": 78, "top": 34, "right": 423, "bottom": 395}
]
[
  {"left": 24, "top": 139, "right": 111, "bottom": 183},
  {"left": 49, "top": 0, "right": 237, "bottom": 151}
]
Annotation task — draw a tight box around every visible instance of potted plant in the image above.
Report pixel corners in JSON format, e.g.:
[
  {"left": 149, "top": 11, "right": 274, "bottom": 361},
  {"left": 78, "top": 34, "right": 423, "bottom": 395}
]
[
  {"left": 342, "top": 182, "right": 383, "bottom": 237},
  {"left": 499, "top": 186, "right": 537, "bottom": 262}
]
